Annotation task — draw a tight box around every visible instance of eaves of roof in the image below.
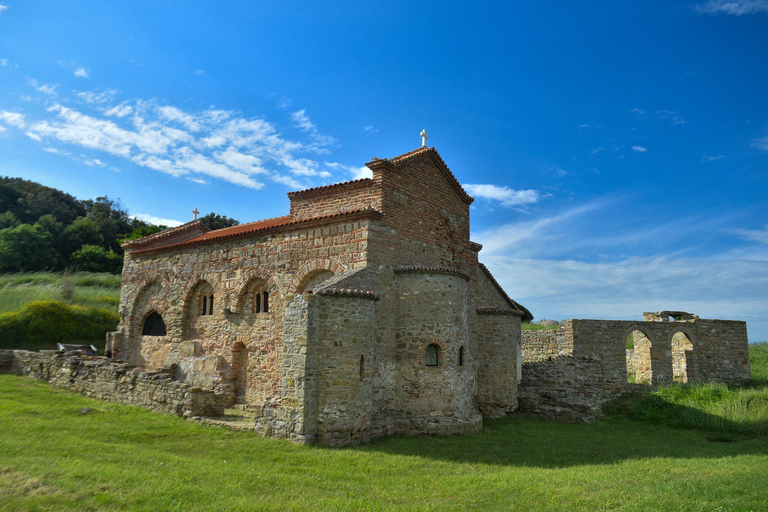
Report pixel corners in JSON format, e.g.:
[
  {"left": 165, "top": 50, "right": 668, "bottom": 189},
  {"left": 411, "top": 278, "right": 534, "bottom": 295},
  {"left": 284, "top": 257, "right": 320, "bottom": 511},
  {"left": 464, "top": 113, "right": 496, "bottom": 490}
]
[{"left": 129, "top": 208, "right": 383, "bottom": 256}]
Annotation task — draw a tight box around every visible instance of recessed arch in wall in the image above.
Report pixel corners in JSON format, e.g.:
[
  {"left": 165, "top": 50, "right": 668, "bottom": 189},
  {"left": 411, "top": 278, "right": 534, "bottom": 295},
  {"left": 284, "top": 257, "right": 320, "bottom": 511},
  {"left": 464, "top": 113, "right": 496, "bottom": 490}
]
[
  {"left": 182, "top": 278, "right": 217, "bottom": 340},
  {"left": 288, "top": 259, "right": 346, "bottom": 294}
]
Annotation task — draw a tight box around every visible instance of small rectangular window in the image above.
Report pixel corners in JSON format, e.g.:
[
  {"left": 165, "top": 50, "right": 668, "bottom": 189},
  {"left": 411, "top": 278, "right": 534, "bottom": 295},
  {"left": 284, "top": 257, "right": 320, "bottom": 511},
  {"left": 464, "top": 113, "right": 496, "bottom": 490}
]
[
  {"left": 255, "top": 293, "right": 261, "bottom": 313},
  {"left": 263, "top": 291, "right": 269, "bottom": 313}
]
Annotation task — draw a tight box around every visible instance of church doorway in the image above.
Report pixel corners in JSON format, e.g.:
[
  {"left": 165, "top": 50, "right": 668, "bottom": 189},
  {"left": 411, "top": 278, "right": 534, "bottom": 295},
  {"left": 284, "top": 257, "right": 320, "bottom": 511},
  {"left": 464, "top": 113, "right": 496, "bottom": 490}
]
[{"left": 232, "top": 342, "right": 249, "bottom": 403}]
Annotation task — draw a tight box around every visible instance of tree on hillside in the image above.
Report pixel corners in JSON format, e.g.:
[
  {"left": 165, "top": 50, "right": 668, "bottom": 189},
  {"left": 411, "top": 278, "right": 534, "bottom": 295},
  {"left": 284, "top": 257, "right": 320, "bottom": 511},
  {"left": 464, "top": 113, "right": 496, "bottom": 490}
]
[
  {"left": 0, "top": 177, "right": 86, "bottom": 225},
  {"left": 119, "top": 224, "right": 168, "bottom": 243},
  {"left": 0, "top": 224, "right": 56, "bottom": 272},
  {"left": 200, "top": 212, "right": 240, "bottom": 231},
  {"left": 0, "top": 211, "right": 21, "bottom": 229},
  {"left": 60, "top": 217, "right": 104, "bottom": 258}
]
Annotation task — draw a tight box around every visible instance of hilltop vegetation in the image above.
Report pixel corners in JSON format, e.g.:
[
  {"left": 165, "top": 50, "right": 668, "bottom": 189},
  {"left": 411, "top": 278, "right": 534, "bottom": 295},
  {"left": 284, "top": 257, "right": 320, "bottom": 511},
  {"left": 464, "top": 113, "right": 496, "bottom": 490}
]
[{"left": 0, "top": 177, "right": 240, "bottom": 274}]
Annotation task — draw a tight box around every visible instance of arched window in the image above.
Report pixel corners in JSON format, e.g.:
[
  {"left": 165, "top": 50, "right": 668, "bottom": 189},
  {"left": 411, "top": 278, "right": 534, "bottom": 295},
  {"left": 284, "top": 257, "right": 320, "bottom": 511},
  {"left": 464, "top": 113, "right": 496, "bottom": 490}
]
[
  {"left": 202, "top": 295, "right": 208, "bottom": 315},
  {"left": 263, "top": 291, "right": 269, "bottom": 313},
  {"left": 458, "top": 346, "right": 465, "bottom": 366},
  {"left": 208, "top": 294, "right": 214, "bottom": 315},
  {"left": 142, "top": 311, "right": 167, "bottom": 336},
  {"left": 426, "top": 344, "right": 439, "bottom": 366},
  {"left": 255, "top": 293, "right": 261, "bottom": 313}
]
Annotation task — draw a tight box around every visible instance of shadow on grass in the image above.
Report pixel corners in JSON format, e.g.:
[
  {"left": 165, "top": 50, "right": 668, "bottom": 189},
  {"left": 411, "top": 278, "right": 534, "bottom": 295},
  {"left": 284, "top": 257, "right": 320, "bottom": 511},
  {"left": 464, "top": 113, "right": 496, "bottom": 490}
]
[{"left": 358, "top": 408, "right": 768, "bottom": 469}]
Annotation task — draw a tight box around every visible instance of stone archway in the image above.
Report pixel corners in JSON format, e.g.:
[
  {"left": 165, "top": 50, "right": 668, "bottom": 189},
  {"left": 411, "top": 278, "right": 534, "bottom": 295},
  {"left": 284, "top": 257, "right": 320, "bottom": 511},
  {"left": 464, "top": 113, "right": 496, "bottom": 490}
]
[{"left": 232, "top": 341, "right": 249, "bottom": 404}]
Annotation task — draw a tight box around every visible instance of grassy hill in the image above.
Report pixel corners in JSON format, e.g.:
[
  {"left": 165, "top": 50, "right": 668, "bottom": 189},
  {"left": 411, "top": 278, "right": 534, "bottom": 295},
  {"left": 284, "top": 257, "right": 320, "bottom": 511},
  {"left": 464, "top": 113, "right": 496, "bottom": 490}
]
[{"left": 0, "top": 272, "right": 120, "bottom": 350}]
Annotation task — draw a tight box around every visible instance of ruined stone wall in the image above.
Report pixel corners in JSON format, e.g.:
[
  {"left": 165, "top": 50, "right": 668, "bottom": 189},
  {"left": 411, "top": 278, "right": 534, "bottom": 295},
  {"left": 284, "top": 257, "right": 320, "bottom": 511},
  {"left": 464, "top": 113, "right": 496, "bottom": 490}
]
[
  {"left": 288, "top": 179, "right": 380, "bottom": 221},
  {"left": 521, "top": 327, "right": 572, "bottom": 363},
  {"left": 519, "top": 318, "right": 751, "bottom": 422},
  {"left": 0, "top": 350, "right": 227, "bottom": 417}
]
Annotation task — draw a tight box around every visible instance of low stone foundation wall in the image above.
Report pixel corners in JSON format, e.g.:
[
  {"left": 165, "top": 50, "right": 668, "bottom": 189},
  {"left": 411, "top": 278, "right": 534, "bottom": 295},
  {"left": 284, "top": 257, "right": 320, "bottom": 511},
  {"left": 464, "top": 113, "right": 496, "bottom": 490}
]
[{"left": 0, "top": 349, "right": 228, "bottom": 417}]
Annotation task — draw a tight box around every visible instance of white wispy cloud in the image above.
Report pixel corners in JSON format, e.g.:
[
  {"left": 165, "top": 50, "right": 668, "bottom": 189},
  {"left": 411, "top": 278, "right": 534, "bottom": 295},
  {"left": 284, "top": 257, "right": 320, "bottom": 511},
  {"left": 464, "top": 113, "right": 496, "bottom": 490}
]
[
  {"left": 76, "top": 88, "right": 117, "bottom": 105},
  {"left": 194, "top": 69, "right": 205, "bottom": 76},
  {"left": 0, "top": 5, "right": 8, "bottom": 16},
  {"left": 632, "top": 145, "right": 647, "bottom": 153},
  {"left": 83, "top": 157, "right": 107, "bottom": 167},
  {"left": 28, "top": 79, "right": 58, "bottom": 96},
  {"left": 579, "top": 124, "right": 601, "bottom": 129},
  {"left": 3, "top": 82, "right": 358, "bottom": 190},
  {"left": 290, "top": 109, "right": 336, "bottom": 151},
  {"left": 132, "top": 213, "right": 184, "bottom": 227},
  {"left": 0, "top": 58, "right": 8, "bottom": 67},
  {"left": 324, "top": 162, "right": 372, "bottom": 180},
  {"left": 0, "top": 111, "right": 26, "bottom": 128},
  {"left": 657, "top": 110, "right": 686, "bottom": 125},
  {"left": 104, "top": 103, "right": 133, "bottom": 118},
  {"left": 362, "top": 125, "right": 378, "bottom": 134},
  {"left": 463, "top": 184, "right": 542, "bottom": 207},
  {"left": 630, "top": 108, "right": 646, "bottom": 115},
  {"left": 695, "top": 0, "right": 768, "bottom": 15},
  {"left": 42, "top": 147, "right": 71, "bottom": 156},
  {"left": 731, "top": 224, "right": 768, "bottom": 244},
  {"left": 703, "top": 154, "right": 725, "bottom": 161},
  {"left": 74, "top": 67, "right": 89, "bottom": 78},
  {"left": 752, "top": 132, "right": 768, "bottom": 151},
  {"left": 473, "top": 199, "right": 768, "bottom": 339}
]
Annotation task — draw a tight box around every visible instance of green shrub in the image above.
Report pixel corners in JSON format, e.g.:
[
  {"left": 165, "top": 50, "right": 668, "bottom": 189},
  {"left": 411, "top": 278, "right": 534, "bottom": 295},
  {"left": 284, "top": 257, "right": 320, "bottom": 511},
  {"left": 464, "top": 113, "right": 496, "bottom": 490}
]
[
  {"left": 0, "top": 300, "right": 118, "bottom": 351},
  {"left": 70, "top": 244, "right": 123, "bottom": 274}
]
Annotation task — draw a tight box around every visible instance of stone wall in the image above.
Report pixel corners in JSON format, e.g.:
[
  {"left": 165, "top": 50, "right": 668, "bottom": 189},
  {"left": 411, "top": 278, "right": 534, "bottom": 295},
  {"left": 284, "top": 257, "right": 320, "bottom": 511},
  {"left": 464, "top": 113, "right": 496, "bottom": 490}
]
[
  {"left": 288, "top": 179, "right": 380, "bottom": 221},
  {"left": 519, "top": 317, "right": 751, "bottom": 422},
  {"left": 0, "top": 349, "right": 228, "bottom": 417},
  {"left": 390, "top": 271, "right": 482, "bottom": 436},
  {"left": 474, "top": 311, "right": 520, "bottom": 418}
]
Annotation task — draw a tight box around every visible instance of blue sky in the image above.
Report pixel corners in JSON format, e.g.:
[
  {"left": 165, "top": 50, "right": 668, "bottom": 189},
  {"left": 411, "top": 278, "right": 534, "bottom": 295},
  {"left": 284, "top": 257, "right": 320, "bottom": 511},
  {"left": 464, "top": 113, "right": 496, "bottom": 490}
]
[{"left": 1, "top": 1, "right": 768, "bottom": 340}]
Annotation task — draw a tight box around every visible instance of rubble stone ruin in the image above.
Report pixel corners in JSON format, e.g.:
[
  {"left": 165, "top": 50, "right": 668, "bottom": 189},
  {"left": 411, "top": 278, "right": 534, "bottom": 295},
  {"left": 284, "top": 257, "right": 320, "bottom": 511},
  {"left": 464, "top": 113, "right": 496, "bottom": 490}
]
[{"left": 0, "top": 141, "right": 752, "bottom": 446}]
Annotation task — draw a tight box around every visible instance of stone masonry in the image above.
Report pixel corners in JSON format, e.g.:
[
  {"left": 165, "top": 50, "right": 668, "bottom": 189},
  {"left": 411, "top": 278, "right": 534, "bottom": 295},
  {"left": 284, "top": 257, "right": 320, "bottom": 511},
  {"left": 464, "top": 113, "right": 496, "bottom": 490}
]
[
  {"left": 519, "top": 313, "right": 751, "bottom": 421},
  {"left": 106, "top": 145, "right": 525, "bottom": 446}
]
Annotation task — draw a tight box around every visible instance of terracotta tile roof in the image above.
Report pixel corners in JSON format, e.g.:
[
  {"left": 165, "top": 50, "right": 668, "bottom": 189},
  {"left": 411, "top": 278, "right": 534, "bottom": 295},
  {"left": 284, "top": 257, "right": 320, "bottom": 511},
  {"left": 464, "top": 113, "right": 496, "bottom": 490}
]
[
  {"left": 121, "top": 220, "right": 208, "bottom": 248},
  {"left": 287, "top": 178, "right": 373, "bottom": 197},
  {"left": 382, "top": 146, "right": 474, "bottom": 205},
  {"left": 130, "top": 208, "right": 382, "bottom": 256}
]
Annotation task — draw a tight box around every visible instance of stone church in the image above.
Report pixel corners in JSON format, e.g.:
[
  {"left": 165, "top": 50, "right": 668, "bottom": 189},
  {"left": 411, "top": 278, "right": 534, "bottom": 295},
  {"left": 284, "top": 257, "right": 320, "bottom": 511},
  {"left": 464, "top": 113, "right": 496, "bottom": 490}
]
[{"left": 109, "top": 143, "right": 526, "bottom": 446}]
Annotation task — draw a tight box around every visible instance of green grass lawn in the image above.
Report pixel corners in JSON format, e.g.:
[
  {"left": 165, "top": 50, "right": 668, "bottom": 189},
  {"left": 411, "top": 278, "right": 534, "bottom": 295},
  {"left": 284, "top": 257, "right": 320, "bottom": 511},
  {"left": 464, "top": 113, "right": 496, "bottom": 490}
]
[
  {"left": 1, "top": 373, "right": 767, "bottom": 511},
  {"left": 0, "top": 271, "right": 120, "bottom": 314}
]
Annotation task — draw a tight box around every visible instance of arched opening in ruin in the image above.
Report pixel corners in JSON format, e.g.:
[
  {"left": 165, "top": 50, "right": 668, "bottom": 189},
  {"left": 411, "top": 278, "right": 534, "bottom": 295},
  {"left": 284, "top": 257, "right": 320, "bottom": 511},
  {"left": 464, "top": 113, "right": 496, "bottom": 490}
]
[
  {"left": 297, "top": 269, "right": 335, "bottom": 294},
  {"left": 671, "top": 331, "right": 694, "bottom": 383},
  {"left": 232, "top": 341, "right": 249, "bottom": 404},
  {"left": 627, "top": 329, "right": 653, "bottom": 384},
  {"left": 141, "top": 311, "right": 166, "bottom": 336}
]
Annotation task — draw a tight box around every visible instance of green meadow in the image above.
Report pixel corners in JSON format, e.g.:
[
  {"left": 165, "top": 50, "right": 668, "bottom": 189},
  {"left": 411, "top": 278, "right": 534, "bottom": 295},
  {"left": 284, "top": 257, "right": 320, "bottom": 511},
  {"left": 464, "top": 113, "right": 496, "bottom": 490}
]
[{"left": 0, "top": 343, "right": 766, "bottom": 511}]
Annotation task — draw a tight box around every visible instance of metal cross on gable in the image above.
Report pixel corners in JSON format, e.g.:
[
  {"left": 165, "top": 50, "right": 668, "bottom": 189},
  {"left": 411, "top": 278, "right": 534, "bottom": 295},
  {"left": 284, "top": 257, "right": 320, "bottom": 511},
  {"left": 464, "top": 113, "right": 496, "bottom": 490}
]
[
  {"left": 420, "top": 129, "right": 428, "bottom": 147},
  {"left": 192, "top": 208, "right": 199, "bottom": 220}
]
